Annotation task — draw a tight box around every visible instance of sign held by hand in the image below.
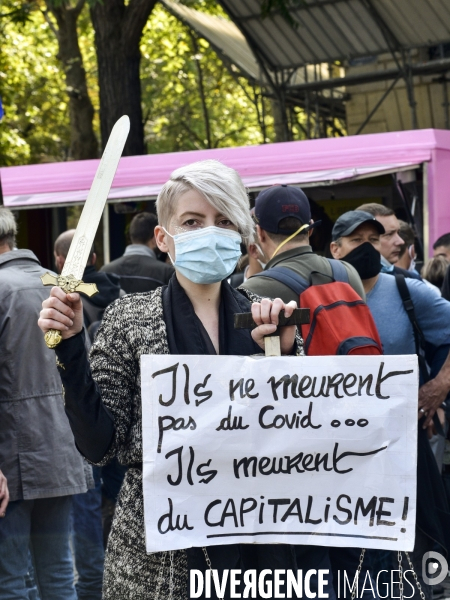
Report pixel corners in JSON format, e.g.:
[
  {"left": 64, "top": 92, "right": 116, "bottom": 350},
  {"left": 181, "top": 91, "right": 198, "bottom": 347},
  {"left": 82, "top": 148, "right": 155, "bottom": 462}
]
[{"left": 141, "top": 354, "right": 418, "bottom": 553}]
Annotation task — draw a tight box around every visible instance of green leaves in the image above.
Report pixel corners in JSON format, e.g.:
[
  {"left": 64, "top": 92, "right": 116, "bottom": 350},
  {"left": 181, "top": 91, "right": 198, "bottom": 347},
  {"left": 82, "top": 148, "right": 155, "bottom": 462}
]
[
  {"left": 260, "top": 0, "right": 305, "bottom": 28},
  {"left": 0, "top": 1, "right": 35, "bottom": 26},
  {"left": 141, "top": 3, "right": 272, "bottom": 153},
  {"left": 0, "top": 0, "right": 277, "bottom": 165},
  {"left": 0, "top": 5, "right": 89, "bottom": 165}
]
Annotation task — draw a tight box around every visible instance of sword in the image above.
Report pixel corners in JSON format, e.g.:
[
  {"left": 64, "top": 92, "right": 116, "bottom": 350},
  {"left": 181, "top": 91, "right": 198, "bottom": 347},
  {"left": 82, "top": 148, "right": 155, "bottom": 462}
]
[{"left": 41, "top": 115, "right": 130, "bottom": 348}]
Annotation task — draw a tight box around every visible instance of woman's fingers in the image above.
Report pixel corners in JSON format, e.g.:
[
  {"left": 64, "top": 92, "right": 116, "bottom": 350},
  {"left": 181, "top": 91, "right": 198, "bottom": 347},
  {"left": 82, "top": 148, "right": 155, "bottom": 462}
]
[
  {"left": 49, "top": 285, "right": 71, "bottom": 302},
  {"left": 251, "top": 301, "right": 262, "bottom": 326},
  {"left": 251, "top": 298, "right": 279, "bottom": 325},
  {"left": 40, "top": 308, "right": 73, "bottom": 328},
  {"left": 48, "top": 287, "right": 81, "bottom": 310},
  {"left": 260, "top": 298, "right": 273, "bottom": 324},
  {"left": 251, "top": 323, "right": 277, "bottom": 350},
  {"left": 251, "top": 298, "right": 298, "bottom": 354},
  {"left": 38, "top": 317, "right": 69, "bottom": 332},
  {"left": 283, "top": 300, "right": 297, "bottom": 318},
  {"left": 38, "top": 287, "right": 84, "bottom": 338},
  {"left": 67, "top": 292, "right": 81, "bottom": 304},
  {"left": 44, "top": 295, "right": 76, "bottom": 319},
  {"left": 254, "top": 323, "right": 277, "bottom": 337},
  {"left": 267, "top": 298, "right": 284, "bottom": 323},
  {"left": 251, "top": 298, "right": 298, "bottom": 326}
]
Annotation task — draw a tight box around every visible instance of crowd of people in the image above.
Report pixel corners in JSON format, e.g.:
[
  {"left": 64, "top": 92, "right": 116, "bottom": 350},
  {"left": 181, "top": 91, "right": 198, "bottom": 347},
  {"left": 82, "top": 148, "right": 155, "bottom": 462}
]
[{"left": 0, "top": 159, "right": 449, "bottom": 600}]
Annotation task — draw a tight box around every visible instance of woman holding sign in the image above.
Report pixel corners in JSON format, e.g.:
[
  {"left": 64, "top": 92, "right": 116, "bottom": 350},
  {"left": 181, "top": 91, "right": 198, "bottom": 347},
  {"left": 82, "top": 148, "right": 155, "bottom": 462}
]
[{"left": 38, "top": 160, "right": 321, "bottom": 600}]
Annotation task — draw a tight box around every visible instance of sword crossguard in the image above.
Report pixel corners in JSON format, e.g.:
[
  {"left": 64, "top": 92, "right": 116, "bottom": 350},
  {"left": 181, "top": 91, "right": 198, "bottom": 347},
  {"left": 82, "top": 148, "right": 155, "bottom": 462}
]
[
  {"left": 41, "top": 272, "right": 99, "bottom": 297},
  {"left": 40, "top": 272, "right": 99, "bottom": 349}
]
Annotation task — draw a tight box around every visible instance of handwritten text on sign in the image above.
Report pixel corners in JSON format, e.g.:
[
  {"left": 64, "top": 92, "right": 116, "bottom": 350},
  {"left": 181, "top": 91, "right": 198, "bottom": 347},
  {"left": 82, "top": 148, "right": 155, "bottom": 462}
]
[{"left": 141, "top": 355, "right": 418, "bottom": 553}]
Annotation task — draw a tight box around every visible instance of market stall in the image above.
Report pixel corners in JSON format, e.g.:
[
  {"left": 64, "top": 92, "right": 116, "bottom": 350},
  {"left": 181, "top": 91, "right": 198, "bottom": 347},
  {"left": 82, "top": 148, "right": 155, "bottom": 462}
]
[{"left": 2, "top": 129, "right": 449, "bottom": 266}]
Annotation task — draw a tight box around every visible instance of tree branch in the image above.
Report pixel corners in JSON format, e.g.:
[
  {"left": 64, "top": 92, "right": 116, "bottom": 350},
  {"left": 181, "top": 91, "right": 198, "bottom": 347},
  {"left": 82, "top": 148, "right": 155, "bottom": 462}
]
[
  {"left": 189, "top": 30, "right": 212, "bottom": 149},
  {"left": 74, "top": 0, "right": 86, "bottom": 19},
  {"left": 213, "top": 125, "right": 248, "bottom": 148},
  {"left": 123, "top": 0, "right": 157, "bottom": 49},
  {"left": 41, "top": 8, "right": 59, "bottom": 38},
  {"left": 179, "top": 121, "right": 206, "bottom": 149}
]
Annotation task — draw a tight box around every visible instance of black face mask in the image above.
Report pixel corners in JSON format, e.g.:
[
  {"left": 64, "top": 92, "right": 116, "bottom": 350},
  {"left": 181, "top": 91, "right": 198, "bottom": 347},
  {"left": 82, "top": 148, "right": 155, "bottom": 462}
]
[{"left": 342, "top": 241, "right": 381, "bottom": 280}]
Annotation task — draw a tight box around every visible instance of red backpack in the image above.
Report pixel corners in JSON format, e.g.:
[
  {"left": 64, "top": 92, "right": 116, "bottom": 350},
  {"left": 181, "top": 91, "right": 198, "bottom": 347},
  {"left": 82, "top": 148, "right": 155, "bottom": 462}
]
[{"left": 254, "top": 259, "right": 382, "bottom": 356}]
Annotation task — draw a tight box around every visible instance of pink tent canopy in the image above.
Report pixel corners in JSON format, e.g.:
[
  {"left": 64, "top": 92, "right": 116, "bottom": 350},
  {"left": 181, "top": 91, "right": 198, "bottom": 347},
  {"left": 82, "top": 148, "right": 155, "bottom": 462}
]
[{"left": 2, "top": 129, "right": 450, "bottom": 255}]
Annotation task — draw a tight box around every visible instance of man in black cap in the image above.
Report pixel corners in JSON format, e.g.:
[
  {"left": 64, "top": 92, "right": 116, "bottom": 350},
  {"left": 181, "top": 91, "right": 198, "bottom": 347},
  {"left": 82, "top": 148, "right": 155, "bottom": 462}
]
[
  {"left": 240, "top": 189, "right": 365, "bottom": 596},
  {"left": 240, "top": 185, "right": 365, "bottom": 300}
]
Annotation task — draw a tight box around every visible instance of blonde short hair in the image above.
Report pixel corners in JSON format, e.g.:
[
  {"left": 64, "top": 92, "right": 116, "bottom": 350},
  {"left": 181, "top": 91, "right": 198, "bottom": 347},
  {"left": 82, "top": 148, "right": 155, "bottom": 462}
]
[{"left": 156, "top": 160, "right": 253, "bottom": 245}]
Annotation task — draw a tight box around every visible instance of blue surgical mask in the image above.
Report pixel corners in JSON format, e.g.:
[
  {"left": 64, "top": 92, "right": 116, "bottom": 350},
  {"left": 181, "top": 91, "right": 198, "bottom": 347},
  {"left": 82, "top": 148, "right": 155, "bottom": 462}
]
[
  {"left": 380, "top": 254, "right": 394, "bottom": 273},
  {"left": 164, "top": 226, "right": 242, "bottom": 284}
]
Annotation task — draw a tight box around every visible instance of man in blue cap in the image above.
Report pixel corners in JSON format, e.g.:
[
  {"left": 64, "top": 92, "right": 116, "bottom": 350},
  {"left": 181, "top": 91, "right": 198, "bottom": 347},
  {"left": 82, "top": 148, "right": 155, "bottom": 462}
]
[
  {"left": 240, "top": 185, "right": 365, "bottom": 300},
  {"left": 330, "top": 209, "right": 450, "bottom": 600}
]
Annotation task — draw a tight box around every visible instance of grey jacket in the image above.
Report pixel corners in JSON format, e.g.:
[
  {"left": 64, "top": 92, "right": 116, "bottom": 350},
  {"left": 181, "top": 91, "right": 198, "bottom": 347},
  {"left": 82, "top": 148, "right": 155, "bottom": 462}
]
[{"left": 0, "top": 250, "right": 87, "bottom": 502}]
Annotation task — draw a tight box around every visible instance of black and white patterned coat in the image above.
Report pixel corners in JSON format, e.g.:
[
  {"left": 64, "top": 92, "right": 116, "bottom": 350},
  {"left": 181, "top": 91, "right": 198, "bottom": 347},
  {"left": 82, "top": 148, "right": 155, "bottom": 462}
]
[{"left": 89, "top": 286, "right": 303, "bottom": 599}]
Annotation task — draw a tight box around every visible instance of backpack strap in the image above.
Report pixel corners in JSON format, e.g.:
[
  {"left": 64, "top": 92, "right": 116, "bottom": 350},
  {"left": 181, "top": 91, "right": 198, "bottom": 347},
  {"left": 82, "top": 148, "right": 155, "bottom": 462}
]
[
  {"left": 254, "top": 261, "right": 349, "bottom": 295},
  {"left": 254, "top": 267, "right": 309, "bottom": 296},
  {"left": 394, "top": 273, "right": 427, "bottom": 355},
  {"left": 327, "top": 258, "right": 349, "bottom": 283},
  {"left": 394, "top": 274, "right": 445, "bottom": 434}
]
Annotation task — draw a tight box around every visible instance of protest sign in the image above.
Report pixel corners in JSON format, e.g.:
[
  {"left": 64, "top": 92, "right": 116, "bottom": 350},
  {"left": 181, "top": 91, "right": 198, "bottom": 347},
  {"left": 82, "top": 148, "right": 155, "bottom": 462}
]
[{"left": 141, "top": 355, "right": 418, "bottom": 553}]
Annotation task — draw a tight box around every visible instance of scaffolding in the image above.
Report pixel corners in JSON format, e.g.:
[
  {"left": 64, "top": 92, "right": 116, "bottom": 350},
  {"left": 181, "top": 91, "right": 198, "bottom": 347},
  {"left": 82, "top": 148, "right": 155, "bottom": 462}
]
[{"left": 163, "top": 0, "right": 450, "bottom": 139}]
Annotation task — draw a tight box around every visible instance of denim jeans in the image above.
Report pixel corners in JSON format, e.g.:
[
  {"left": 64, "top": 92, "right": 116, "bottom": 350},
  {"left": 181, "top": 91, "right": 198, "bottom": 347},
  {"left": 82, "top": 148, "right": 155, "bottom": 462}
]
[
  {"left": 71, "top": 466, "right": 104, "bottom": 600},
  {"left": 24, "top": 552, "right": 39, "bottom": 600},
  {"left": 0, "top": 496, "right": 77, "bottom": 600}
]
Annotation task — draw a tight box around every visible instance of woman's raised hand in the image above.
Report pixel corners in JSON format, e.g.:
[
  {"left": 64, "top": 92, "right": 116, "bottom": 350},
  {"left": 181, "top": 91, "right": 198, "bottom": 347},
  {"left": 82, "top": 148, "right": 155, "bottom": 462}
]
[
  {"left": 38, "top": 287, "right": 84, "bottom": 341},
  {"left": 250, "top": 298, "right": 297, "bottom": 355}
]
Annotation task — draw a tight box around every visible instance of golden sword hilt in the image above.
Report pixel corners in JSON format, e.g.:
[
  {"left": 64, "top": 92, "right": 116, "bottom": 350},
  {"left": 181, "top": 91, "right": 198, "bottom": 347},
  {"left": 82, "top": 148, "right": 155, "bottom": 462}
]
[{"left": 41, "top": 272, "right": 99, "bottom": 349}]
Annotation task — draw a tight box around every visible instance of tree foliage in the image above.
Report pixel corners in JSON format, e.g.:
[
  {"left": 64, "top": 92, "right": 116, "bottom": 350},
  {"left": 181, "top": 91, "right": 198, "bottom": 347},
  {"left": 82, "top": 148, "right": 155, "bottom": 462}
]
[
  {"left": 0, "top": 1, "right": 99, "bottom": 166},
  {"left": 0, "top": 0, "right": 278, "bottom": 166},
  {"left": 0, "top": 9, "right": 70, "bottom": 165},
  {"left": 43, "top": 0, "right": 98, "bottom": 160},
  {"left": 0, "top": 0, "right": 35, "bottom": 25},
  {"left": 141, "top": 2, "right": 273, "bottom": 153}
]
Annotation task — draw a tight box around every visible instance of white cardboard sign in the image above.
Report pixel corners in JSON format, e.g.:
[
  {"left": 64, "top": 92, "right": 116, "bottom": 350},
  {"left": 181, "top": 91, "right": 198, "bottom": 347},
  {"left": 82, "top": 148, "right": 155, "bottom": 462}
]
[{"left": 141, "top": 355, "right": 418, "bottom": 553}]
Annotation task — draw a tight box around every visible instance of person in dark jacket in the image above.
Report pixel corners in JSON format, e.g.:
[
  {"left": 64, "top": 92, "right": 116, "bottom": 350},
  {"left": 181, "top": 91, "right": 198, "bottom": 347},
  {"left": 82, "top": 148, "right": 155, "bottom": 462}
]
[
  {"left": 331, "top": 210, "right": 450, "bottom": 599},
  {"left": 54, "top": 229, "right": 126, "bottom": 597},
  {"left": 54, "top": 229, "right": 122, "bottom": 330},
  {"left": 100, "top": 212, "right": 173, "bottom": 293},
  {"left": 0, "top": 208, "right": 87, "bottom": 599}
]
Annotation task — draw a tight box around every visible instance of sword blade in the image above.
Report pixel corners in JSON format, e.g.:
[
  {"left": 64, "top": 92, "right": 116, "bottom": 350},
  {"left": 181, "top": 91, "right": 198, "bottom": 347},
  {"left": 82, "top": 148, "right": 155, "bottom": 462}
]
[{"left": 62, "top": 115, "right": 130, "bottom": 280}]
